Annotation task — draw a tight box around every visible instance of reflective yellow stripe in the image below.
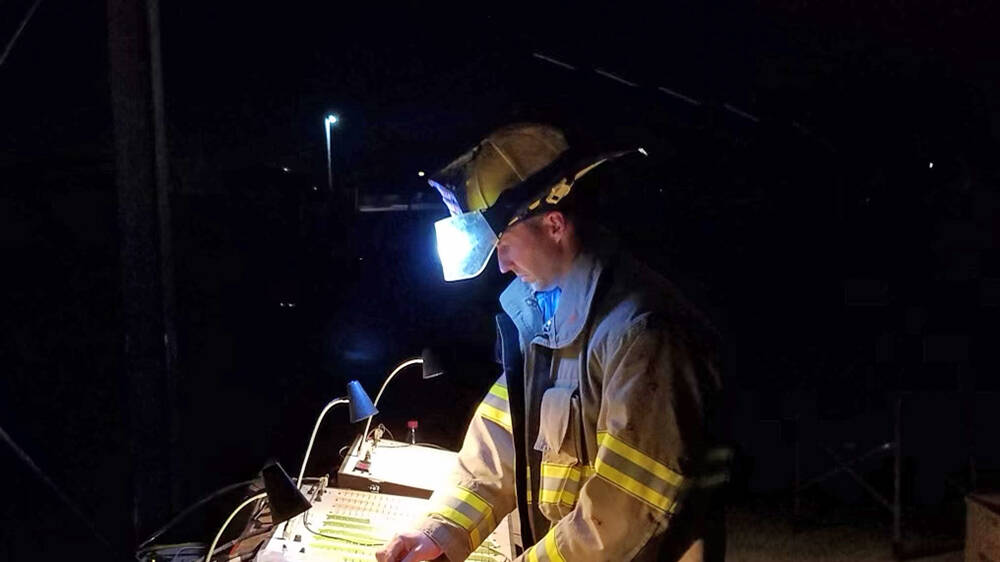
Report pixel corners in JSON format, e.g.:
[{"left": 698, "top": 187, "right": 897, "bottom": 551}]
[
  {"left": 595, "top": 459, "right": 675, "bottom": 513},
  {"left": 433, "top": 486, "right": 494, "bottom": 525},
  {"left": 454, "top": 487, "right": 491, "bottom": 514},
  {"left": 538, "top": 487, "right": 577, "bottom": 506},
  {"left": 488, "top": 383, "right": 508, "bottom": 401},
  {"left": 469, "top": 526, "right": 482, "bottom": 549},
  {"left": 538, "top": 488, "right": 561, "bottom": 504},
  {"left": 544, "top": 528, "right": 566, "bottom": 562},
  {"left": 540, "top": 463, "right": 589, "bottom": 508},
  {"left": 525, "top": 464, "right": 533, "bottom": 503},
  {"left": 526, "top": 528, "right": 566, "bottom": 562},
  {"left": 433, "top": 505, "right": 474, "bottom": 530},
  {"left": 559, "top": 489, "right": 576, "bottom": 505},
  {"left": 476, "top": 403, "right": 511, "bottom": 430},
  {"left": 540, "top": 463, "right": 580, "bottom": 482},
  {"left": 597, "top": 431, "right": 684, "bottom": 487}
]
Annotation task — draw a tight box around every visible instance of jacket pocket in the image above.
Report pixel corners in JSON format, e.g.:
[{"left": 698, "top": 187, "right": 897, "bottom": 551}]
[{"left": 534, "top": 386, "right": 588, "bottom": 520}]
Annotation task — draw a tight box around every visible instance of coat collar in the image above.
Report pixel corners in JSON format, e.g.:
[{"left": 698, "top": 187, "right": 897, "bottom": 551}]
[{"left": 499, "top": 249, "right": 605, "bottom": 349}]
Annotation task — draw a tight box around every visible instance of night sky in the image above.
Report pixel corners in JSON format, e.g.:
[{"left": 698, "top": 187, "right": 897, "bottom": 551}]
[{"left": 2, "top": 2, "right": 999, "bottom": 560}]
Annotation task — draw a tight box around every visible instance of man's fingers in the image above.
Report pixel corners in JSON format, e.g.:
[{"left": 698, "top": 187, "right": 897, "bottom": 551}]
[
  {"left": 399, "top": 541, "right": 434, "bottom": 562},
  {"left": 375, "top": 536, "right": 404, "bottom": 562}
]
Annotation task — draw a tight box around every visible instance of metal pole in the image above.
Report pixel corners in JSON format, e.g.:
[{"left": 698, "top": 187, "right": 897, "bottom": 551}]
[
  {"left": 145, "top": 0, "right": 181, "bottom": 512},
  {"left": 107, "top": 0, "right": 174, "bottom": 545},
  {"left": 893, "top": 394, "right": 902, "bottom": 555},
  {"left": 793, "top": 420, "right": 801, "bottom": 524},
  {"left": 325, "top": 118, "right": 333, "bottom": 192}
]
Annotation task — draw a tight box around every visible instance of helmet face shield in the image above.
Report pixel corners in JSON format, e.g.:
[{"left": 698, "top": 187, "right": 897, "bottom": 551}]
[{"left": 433, "top": 211, "right": 499, "bottom": 282}]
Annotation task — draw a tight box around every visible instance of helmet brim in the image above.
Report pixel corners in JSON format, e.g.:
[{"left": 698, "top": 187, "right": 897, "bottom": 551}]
[{"left": 433, "top": 211, "right": 499, "bottom": 282}]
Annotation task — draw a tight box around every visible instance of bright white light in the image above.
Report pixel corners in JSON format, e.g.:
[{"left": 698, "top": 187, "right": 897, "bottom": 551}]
[
  {"left": 436, "top": 220, "right": 474, "bottom": 269},
  {"left": 433, "top": 212, "right": 498, "bottom": 281},
  {"left": 929, "top": 162, "right": 934, "bottom": 169},
  {"left": 326, "top": 114, "right": 339, "bottom": 125},
  {"left": 312, "top": 186, "right": 318, "bottom": 191},
  {"left": 638, "top": 147, "right": 648, "bottom": 156},
  {"left": 417, "top": 171, "right": 426, "bottom": 177},
  {"left": 282, "top": 167, "right": 290, "bottom": 172}
]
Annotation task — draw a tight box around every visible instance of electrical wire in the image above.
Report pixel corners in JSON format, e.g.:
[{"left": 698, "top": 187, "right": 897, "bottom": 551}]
[
  {"left": 201, "top": 492, "right": 266, "bottom": 562},
  {"left": 361, "top": 358, "right": 424, "bottom": 445},
  {"left": 136, "top": 543, "right": 203, "bottom": 561},
  {"left": 216, "top": 524, "right": 275, "bottom": 560},
  {"left": 296, "top": 397, "right": 349, "bottom": 486},
  {"left": 136, "top": 479, "right": 254, "bottom": 550},
  {"left": 367, "top": 423, "right": 395, "bottom": 442},
  {"left": 0, "top": 423, "right": 117, "bottom": 555},
  {"left": 0, "top": 0, "right": 43, "bottom": 68}
]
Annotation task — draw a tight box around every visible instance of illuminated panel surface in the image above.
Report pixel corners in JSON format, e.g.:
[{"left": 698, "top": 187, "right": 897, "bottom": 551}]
[
  {"left": 257, "top": 487, "right": 513, "bottom": 562},
  {"left": 341, "top": 439, "right": 461, "bottom": 495}
]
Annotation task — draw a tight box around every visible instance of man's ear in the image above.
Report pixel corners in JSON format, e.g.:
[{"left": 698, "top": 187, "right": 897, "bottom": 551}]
[{"left": 544, "top": 211, "right": 568, "bottom": 240}]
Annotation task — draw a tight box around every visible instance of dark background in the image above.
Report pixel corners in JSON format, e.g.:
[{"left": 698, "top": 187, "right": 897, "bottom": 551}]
[{"left": 1, "top": 1, "right": 998, "bottom": 560}]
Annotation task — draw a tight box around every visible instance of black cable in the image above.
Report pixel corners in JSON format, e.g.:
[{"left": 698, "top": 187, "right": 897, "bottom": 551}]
[
  {"left": 136, "top": 526, "right": 276, "bottom": 562},
  {"left": 136, "top": 480, "right": 254, "bottom": 551},
  {"left": 0, "top": 423, "right": 118, "bottom": 555}
]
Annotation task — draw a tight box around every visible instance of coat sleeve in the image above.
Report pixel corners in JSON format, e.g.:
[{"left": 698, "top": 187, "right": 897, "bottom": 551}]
[
  {"left": 415, "top": 374, "right": 517, "bottom": 562},
  {"left": 517, "top": 314, "right": 717, "bottom": 562}
]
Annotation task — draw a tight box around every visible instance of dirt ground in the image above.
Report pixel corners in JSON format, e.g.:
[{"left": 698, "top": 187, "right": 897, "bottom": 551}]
[{"left": 726, "top": 502, "right": 964, "bottom": 562}]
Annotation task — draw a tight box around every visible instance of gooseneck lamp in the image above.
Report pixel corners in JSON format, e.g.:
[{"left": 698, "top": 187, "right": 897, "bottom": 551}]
[
  {"left": 296, "top": 380, "right": 378, "bottom": 486},
  {"left": 359, "top": 348, "right": 446, "bottom": 453}
]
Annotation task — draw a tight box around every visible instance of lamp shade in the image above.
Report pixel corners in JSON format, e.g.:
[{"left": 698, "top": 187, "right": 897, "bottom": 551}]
[
  {"left": 421, "top": 348, "right": 446, "bottom": 379},
  {"left": 261, "top": 461, "right": 311, "bottom": 524},
  {"left": 346, "top": 380, "right": 378, "bottom": 423}
]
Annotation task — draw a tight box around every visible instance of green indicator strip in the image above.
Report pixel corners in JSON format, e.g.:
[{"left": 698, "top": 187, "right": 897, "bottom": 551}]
[
  {"left": 309, "top": 542, "right": 371, "bottom": 555},
  {"left": 317, "top": 520, "right": 373, "bottom": 532},
  {"left": 324, "top": 514, "right": 371, "bottom": 525},
  {"left": 313, "top": 529, "right": 386, "bottom": 543}
]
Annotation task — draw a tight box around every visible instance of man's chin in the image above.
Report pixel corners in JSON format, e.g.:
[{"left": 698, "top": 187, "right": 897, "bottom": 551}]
[{"left": 528, "top": 280, "right": 555, "bottom": 292}]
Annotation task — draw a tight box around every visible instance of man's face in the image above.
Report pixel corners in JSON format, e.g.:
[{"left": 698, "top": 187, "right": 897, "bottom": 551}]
[{"left": 496, "top": 214, "right": 564, "bottom": 291}]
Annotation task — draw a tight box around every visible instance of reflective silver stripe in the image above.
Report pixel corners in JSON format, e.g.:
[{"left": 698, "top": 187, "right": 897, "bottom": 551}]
[
  {"left": 539, "top": 463, "right": 586, "bottom": 508},
  {"left": 430, "top": 486, "right": 496, "bottom": 549},
  {"left": 526, "top": 528, "right": 566, "bottom": 562},
  {"left": 439, "top": 494, "right": 484, "bottom": 526},
  {"left": 480, "top": 391, "right": 507, "bottom": 410},
  {"left": 595, "top": 446, "right": 682, "bottom": 513}
]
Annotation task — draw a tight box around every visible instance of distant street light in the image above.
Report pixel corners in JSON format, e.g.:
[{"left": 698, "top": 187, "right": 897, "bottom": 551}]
[{"left": 324, "top": 114, "right": 339, "bottom": 191}]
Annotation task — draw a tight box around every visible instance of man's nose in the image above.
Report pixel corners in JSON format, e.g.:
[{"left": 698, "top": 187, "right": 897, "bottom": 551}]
[{"left": 497, "top": 245, "right": 512, "bottom": 273}]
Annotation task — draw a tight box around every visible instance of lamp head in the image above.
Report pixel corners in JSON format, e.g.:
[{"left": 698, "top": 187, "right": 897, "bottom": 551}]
[
  {"left": 346, "top": 380, "right": 378, "bottom": 423},
  {"left": 420, "top": 348, "right": 446, "bottom": 379},
  {"left": 261, "top": 461, "right": 311, "bottom": 524}
]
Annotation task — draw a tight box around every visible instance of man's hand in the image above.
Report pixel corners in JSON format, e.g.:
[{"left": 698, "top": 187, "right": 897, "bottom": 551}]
[{"left": 375, "top": 531, "right": 444, "bottom": 562}]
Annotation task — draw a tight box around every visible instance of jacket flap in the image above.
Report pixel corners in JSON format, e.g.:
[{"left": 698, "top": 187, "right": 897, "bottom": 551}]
[{"left": 534, "top": 386, "right": 573, "bottom": 453}]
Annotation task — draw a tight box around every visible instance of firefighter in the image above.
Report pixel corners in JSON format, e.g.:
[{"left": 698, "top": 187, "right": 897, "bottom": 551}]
[{"left": 377, "top": 123, "right": 728, "bottom": 562}]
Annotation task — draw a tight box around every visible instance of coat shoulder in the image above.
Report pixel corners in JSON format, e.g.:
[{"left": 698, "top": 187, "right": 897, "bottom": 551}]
[{"left": 590, "top": 254, "right": 720, "bottom": 358}]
